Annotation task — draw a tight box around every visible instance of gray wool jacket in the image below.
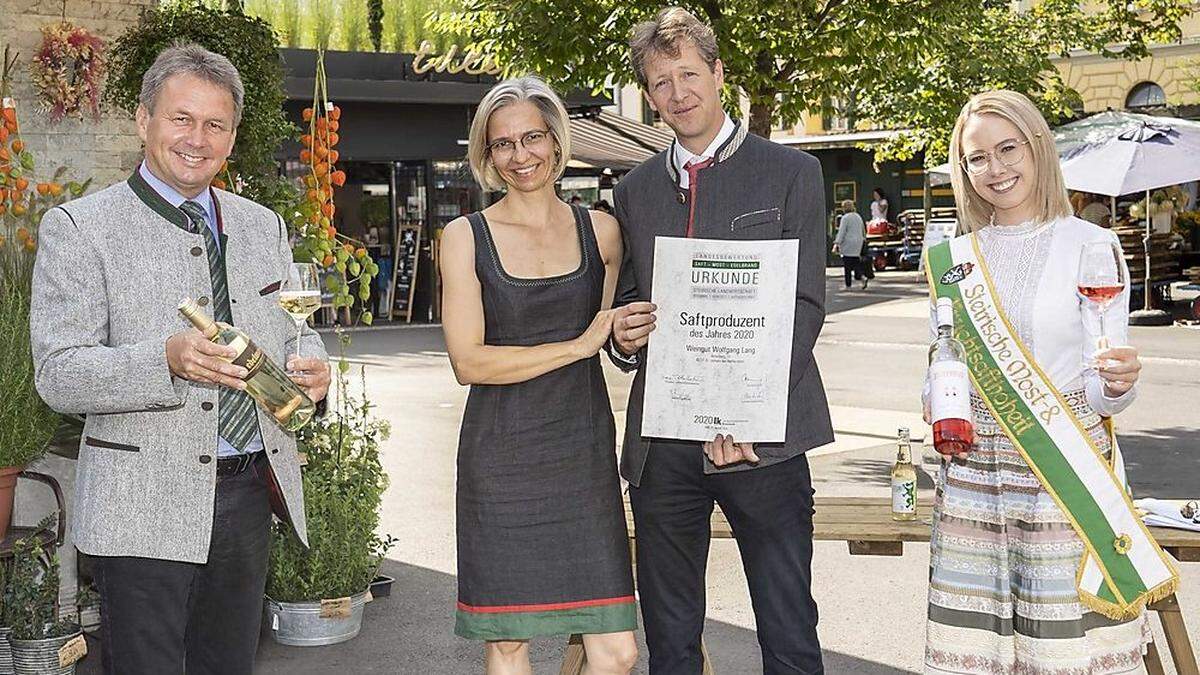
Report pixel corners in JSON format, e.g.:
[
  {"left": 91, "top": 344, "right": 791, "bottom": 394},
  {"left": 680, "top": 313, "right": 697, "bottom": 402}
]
[
  {"left": 610, "top": 121, "right": 835, "bottom": 487},
  {"left": 29, "top": 170, "right": 324, "bottom": 563}
]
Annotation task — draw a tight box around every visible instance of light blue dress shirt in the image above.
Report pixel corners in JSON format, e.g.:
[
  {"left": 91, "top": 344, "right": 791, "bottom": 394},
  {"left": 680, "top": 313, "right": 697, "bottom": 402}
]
[{"left": 140, "top": 162, "right": 264, "bottom": 458}]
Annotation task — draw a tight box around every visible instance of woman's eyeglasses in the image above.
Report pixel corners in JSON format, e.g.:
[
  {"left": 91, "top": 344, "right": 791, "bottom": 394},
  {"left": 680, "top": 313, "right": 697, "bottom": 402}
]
[
  {"left": 487, "top": 129, "right": 552, "bottom": 162},
  {"left": 961, "top": 138, "right": 1032, "bottom": 175}
]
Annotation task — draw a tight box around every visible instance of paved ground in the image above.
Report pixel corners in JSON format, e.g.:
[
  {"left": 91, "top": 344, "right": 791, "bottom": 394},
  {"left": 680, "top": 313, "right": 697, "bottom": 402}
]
[{"left": 74, "top": 270, "right": 1200, "bottom": 673}]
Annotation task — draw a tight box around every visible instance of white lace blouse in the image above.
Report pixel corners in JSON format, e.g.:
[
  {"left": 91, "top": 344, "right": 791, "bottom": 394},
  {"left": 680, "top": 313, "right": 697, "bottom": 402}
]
[{"left": 926, "top": 215, "right": 1136, "bottom": 417}]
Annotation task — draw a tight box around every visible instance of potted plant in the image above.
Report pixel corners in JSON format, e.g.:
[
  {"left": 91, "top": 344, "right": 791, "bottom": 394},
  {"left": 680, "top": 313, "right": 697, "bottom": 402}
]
[
  {"left": 3, "top": 520, "right": 85, "bottom": 674},
  {"left": 0, "top": 47, "right": 80, "bottom": 540},
  {"left": 265, "top": 355, "right": 396, "bottom": 646}
]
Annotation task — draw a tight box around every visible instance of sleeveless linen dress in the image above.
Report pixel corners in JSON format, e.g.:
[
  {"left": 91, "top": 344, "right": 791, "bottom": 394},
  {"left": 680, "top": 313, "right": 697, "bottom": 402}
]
[{"left": 454, "top": 204, "right": 637, "bottom": 640}]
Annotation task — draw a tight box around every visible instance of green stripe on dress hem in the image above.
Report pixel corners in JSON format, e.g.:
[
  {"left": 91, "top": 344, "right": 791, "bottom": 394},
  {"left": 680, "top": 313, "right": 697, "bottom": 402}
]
[{"left": 454, "top": 600, "right": 638, "bottom": 641}]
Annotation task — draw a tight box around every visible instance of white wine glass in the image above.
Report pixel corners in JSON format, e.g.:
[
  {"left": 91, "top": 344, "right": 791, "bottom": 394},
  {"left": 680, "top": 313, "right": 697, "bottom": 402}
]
[
  {"left": 279, "top": 262, "right": 321, "bottom": 365},
  {"left": 1077, "top": 241, "right": 1126, "bottom": 363}
]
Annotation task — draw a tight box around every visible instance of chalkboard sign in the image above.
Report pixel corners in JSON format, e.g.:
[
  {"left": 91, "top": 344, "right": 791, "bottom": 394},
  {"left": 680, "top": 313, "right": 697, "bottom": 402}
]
[{"left": 389, "top": 224, "right": 422, "bottom": 322}]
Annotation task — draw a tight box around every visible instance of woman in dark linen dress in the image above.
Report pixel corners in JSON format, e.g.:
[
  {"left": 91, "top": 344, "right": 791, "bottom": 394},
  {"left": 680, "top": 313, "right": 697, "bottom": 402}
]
[{"left": 439, "top": 76, "right": 638, "bottom": 675}]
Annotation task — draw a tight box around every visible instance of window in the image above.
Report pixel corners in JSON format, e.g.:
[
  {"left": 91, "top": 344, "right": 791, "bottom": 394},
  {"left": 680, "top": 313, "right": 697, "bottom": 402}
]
[
  {"left": 641, "top": 98, "right": 659, "bottom": 126},
  {"left": 1125, "top": 81, "right": 1166, "bottom": 110}
]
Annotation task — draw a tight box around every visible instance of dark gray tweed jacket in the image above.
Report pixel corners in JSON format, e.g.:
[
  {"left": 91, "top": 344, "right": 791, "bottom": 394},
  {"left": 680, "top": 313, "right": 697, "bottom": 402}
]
[{"left": 611, "top": 121, "right": 834, "bottom": 487}]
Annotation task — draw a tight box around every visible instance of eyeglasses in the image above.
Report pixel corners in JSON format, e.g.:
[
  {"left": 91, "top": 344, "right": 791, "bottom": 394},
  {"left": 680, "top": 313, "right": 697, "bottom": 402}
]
[
  {"left": 487, "top": 129, "right": 552, "bottom": 161},
  {"left": 960, "top": 138, "right": 1032, "bottom": 175}
]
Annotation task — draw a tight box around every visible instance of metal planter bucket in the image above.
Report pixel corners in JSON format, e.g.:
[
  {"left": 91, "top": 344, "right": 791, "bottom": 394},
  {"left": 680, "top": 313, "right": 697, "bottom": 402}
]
[
  {"left": 264, "top": 591, "right": 368, "bottom": 647},
  {"left": 9, "top": 628, "right": 82, "bottom": 675},
  {"left": 0, "top": 626, "right": 14, "bottom": 675}
]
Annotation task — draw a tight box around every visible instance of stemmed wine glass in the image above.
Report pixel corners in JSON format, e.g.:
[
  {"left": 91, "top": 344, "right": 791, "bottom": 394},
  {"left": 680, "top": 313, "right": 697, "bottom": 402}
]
[
  {"left": 1077, "top": 241, "right": 1126, "bottom": 363},
  {"left": 278, "top": 262, "right": 320, "bottom": 365}
]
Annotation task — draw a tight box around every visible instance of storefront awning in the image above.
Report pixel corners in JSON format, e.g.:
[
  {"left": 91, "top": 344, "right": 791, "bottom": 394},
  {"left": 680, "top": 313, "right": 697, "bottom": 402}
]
[{"left": 568, "top": 110, "right": 674, "bottom": 173}]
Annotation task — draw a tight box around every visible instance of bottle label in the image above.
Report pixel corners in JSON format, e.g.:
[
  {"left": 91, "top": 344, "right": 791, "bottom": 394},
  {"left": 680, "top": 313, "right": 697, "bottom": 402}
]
[
  {"left": 230, "top": 336, "right": 267, "bottom": 379},
  {"left": 892, "top": 478, "right": 916, "bottom": 513},
  {"left": 930, "top": 360, "right": 971, "bottom": 421}
]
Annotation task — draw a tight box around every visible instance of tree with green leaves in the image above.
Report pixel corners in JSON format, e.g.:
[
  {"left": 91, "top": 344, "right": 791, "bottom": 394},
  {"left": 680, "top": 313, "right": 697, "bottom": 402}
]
[
  {"left": 369, "top": 0, "right": 385, "bottom": 51},
  {"left": 342, "top": 0, "right": 370, "bottom": 51},
  {"left": 434, "top": 0, "right": 1190, "bottom": 166}
]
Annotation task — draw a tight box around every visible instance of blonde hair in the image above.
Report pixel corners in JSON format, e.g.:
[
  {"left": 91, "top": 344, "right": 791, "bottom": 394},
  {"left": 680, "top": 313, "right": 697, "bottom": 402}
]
[
  {"left": 947, "top": 90, "right": 1071, "bottom": 233},
  {"left": 467, "top": 76, "right": 571, "bottom": 192},
  {"left": 629, "top": 7, "right": 719, "bottom": 89}
]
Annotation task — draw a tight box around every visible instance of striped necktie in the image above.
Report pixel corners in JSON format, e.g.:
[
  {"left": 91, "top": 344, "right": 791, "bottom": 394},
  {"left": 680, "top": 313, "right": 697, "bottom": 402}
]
[{"left": 180, "top": 200, "right": 260, "bottom": 452}]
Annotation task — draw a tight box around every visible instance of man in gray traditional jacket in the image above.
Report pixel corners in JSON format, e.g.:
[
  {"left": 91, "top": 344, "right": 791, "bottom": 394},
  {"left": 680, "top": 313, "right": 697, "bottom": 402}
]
[
  {"left": 608, "top": 8, "right": 832, "bottom": 675},
  {"left": 29, "top": 44, "right": 329, "bottom": 674}
]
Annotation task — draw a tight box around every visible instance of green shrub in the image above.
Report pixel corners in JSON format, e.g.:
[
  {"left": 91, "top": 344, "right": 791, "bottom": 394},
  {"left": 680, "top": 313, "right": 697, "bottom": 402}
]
[
  {"left": 267, "top": 357, "right": 396, "bottom": 602},
  {"left": 3, "top": 518, "right": 75, "bottom": 640}
]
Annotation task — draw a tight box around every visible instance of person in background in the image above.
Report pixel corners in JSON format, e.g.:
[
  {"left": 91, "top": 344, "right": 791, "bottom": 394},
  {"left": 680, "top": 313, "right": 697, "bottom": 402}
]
[
  {"left": 593, "top": 198, "right": 614, "bottom": 214},
  {"left": 869, "top": 186, "right": 891, "bottom": 224},
  {"left": 1079, "top": 191, "right": 1112, "bottom": 227},
  {"left": 833, "top": 199, "right": 869, "bottom": 290}
]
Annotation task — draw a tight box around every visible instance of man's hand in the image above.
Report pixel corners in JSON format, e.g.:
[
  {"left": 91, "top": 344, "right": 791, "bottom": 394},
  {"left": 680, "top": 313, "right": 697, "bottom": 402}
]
[
  {"left": 166, "top": 330, "right": 247, "bottom": 390},
  {"left": 613, "top": 301, "right": 657, "bottom": 356},
  {"left": 288, "top": 356, "right": 331, "bottom": 402},
  {"left": 703, "top": 433, "right": 759, "bottom": 467}
]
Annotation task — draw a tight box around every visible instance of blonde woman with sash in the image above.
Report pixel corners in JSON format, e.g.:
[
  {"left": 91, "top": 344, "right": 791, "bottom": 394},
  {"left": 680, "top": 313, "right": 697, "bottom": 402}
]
[{"left": 922, "top": 90, "right": 1179, "bottom": 674}]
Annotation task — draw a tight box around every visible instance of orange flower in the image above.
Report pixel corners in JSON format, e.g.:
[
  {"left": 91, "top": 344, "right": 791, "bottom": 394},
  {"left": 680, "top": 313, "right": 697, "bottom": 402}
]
[
  {"left": 322, "top": 254, "right": 335, "bottom": 267},
  {"left": 14, "top": 177, "right": 28, "bottom": 191},
  {"left": 302, "top": 107, "right": 314, "bottom": 122},
  {"left": 329, "top": 106, "right": 341, "bottom": 121},
  {"left": 36, "top": 183, "right": 50, "bottom": 195},
  {"left": 354, "top": 247, "right": 367, "bottom": 259},
  {"left": 48, "top": 183, "right": 63, "bottom": 196},
  {"left": 11, "top": 139, "right": 23, "bottom": 153},
  {"left": 331, "top": 170, "right": 346, "bottom": 187}
]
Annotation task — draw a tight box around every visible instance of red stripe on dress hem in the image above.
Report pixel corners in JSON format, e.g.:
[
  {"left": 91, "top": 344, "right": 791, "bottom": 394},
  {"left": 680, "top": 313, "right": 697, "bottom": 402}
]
[{"left": 457, "top": 595, "right": 636, "bottom": 614}]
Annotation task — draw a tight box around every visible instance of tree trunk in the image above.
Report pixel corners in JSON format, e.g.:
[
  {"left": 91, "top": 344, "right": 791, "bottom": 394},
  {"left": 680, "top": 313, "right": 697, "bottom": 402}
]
[
  {"left": 746, "top": 50, "right": 777, "bottom": 138},
  {"left": 748, "top": 99, "right": 774, "bottom": 138}
]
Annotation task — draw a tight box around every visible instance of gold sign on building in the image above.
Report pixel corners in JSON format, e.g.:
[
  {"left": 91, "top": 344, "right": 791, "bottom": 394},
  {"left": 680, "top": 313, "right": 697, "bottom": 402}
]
[{"left": 412, "top": 40, "right": 503, "bottom": 77}]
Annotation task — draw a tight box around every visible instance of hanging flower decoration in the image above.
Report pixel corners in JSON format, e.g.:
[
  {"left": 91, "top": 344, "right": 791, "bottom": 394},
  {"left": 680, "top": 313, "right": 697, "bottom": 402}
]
[
  {"left": 30, "top": 22, "right": 107, "bottom": 123},
  {"left": 290, "top": 49, "right": 378, "bottom": 324}
]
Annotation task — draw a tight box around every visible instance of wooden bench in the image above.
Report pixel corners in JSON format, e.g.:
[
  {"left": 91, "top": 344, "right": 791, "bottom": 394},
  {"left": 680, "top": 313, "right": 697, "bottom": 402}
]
[{"left": 562, "top": 496, "right": 1199, "bottom": 675}]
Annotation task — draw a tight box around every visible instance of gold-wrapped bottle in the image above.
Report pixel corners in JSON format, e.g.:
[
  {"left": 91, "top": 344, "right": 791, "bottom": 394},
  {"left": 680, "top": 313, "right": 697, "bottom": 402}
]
[{"left": 178, "top": 299, "right": 315, "bottom": 431}]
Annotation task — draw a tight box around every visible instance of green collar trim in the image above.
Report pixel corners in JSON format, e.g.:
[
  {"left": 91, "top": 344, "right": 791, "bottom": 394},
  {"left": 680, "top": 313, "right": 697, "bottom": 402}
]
[{"left": 127, "top": 168, "right": 190, "bottom": 231}]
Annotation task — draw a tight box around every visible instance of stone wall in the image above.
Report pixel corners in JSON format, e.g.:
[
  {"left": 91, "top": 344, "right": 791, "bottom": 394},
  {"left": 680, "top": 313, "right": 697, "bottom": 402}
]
[{"left": 0, "top": 0, "right": 154, "bottom": 190}]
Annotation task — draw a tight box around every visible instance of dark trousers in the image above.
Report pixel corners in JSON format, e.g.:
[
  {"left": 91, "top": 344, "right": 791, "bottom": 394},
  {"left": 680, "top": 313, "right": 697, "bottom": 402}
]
[
  {"left": 629, "top": 443, "right": 822, "bottom": 675},
  {"left": 841, "top": 254, "right": 875, "bottom": 287},
  {"left": 92, "top": 454, "right": 272, "bottom": 675}
]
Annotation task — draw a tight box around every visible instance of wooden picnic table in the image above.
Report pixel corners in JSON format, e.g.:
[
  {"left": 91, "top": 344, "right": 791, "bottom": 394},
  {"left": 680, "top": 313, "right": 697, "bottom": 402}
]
[{"left": 561, "top": 495, "right": 1199, "bottom": 675}]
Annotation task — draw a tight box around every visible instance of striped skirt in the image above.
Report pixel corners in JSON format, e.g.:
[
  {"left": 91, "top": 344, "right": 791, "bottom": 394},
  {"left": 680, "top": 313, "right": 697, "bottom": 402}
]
[{"left": 925, "top": 389, "right": 1151, "bottom": 674}]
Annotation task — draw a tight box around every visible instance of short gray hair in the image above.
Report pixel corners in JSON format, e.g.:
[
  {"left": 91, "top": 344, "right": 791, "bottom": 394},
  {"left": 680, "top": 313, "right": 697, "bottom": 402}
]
[
  {"left": 139, "top": 43, "right": 245, "bottom": 127},
  {"left": 468, "top": 76, "right": 571, "bottom": 192}
]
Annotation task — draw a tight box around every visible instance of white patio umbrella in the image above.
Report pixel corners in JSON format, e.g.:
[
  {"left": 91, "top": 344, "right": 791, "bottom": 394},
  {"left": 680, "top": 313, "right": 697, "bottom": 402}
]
[{"left": 1057, "top": 118, "right": 1200, "bottom": 321}]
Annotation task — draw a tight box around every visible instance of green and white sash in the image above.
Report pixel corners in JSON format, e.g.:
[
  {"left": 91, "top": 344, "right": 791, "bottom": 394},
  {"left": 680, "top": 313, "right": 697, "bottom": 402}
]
[{"left": 926, "top": 235, "right": 1178, "bottom": 620}]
